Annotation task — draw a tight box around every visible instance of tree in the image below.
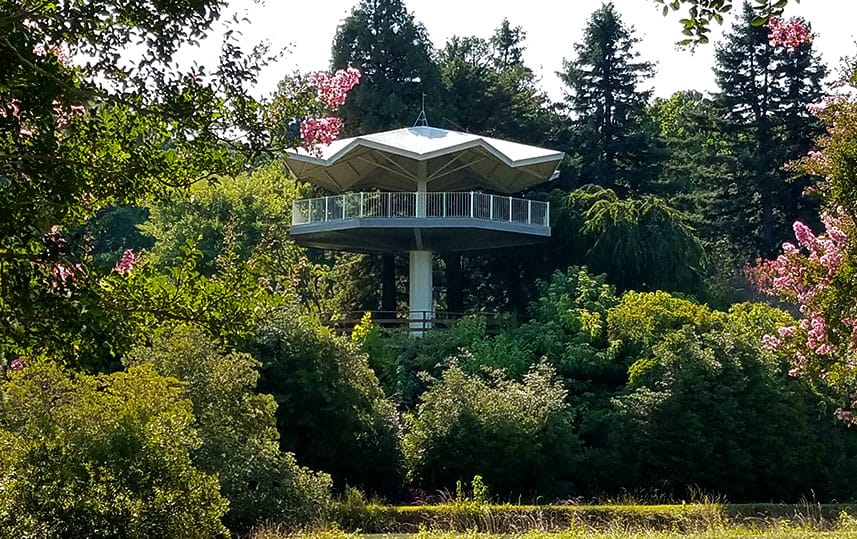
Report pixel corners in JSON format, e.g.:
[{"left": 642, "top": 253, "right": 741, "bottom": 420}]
[
  {"left": 491, "top": 19, "right": 526, "bottom": 69},
  {"left": 126, "top": 327, "right": 332, "bottom": 533},
  {"left": 649, "top": 91, "right": 734, "bottom": 233},
  {"left": 331, "top": 0, "right": 440, "bottom": 135},
  {"left": 248, "top": 313, "right": 404, "bottom": 496},
  {"left": 714, "top": 2, "right": 825, "bottom": 254},
  {"left": 610, "top": 297, "right": 825, "bottom": 501},
  {"left": 438, "top": 20, "right": 554, "bottom": 144},
  {"left": 0, "top": 362, "right": 228, "bottom": 537},
  {"left": 559, "top": 3, "right": 663, "bottom": 193},
  {"left": 0, "top": 0, "right": 325, "bottom": 368},
  {"left": 138, "top": 164, "right": 336, "bottom": 311}
]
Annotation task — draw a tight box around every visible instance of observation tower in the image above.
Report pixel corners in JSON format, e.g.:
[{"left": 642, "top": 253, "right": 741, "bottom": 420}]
[{"left": 286, "top": 124, "right": 563, "bottom": 334}]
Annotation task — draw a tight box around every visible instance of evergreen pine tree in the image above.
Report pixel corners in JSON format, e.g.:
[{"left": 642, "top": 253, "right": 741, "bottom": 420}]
[
  {"left": 714, "top": 2, "right": 826, "bottom": 254},
  {"left": 559, "top": 3, "right": 662, "bottom": 194},
  {"left": 331, "top": 0, "right": 440, "bottom": 135},
  {"left": 649, "top": 90, "right": 735, "bottom": 238}
]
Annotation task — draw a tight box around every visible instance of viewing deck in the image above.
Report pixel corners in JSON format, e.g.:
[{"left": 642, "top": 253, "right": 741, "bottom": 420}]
[{"left": 291, "top": 191, "right": 551, "bottom": 253}]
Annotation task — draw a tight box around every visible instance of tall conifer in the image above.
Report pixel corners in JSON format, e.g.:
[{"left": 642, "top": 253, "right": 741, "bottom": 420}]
[
  {"left": 714, "top": 2, "right": 826, "bottom": 254},
  {"left": 559, "top": 3, "right": 661, "bottom": 193}
]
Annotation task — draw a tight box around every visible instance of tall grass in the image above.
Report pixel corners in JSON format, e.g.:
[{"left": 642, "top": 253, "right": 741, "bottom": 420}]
[{"left": 248, "top": 502, "right": 857, "bottom": 538}]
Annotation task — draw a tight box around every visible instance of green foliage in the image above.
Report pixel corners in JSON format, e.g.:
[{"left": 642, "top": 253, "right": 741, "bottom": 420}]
[
  {"left": 714, "top": 2, "right": 826, "bottom": 254},
  {"left": 559, "top": 3, "right": 663, "bottom": 192},
  {"left": 612, "top": 325, "right": 822, "bottom": 501},
  {"left": 249, "top": 314, "right": 403, "bottom": 496},
  {"left": 607, "top": 291, "right": 722, "bottom": 358},
  {"left": 551, "top": 187, "right": 707, "bottom": 294},
  {"left": 331, "top": 0, "right": 440, "bottom": 134},
  {"left": 648, "top": 91, "right": 733, "bottom": 235},
  {"left": 86, "top": 205, "right": 154, "bottom": 268},
  {"left": 655, "top": 0, "right": 795, "bottom": 46},
  {"left": 437, "top": 21, "right": 554, "bottom": 144},
  {"left": 606, "top": 294, "right": 829, "bottom": 500},
  {"left": 100, "top": 242, "right": 283, "bottom": 350},
  {"left": 0, "top": 362, "right": 227, "bottom": 538},
  {"left": 380, "top": 315, "right": 491, "bottom": 404},
  {"left": 403, "top": 362, "right": 580, "bottom": 498},
  {"left": 125, "top": 326, "right": 332, "bottom": 533}
]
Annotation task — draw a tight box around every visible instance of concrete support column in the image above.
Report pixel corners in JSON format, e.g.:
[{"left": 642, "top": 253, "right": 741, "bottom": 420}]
[
  {"left": 416, "top": 177, "right": 427, "bottom": 218},
  {"left": 409, "top": 250, "right": 433, "bottom": 336}
]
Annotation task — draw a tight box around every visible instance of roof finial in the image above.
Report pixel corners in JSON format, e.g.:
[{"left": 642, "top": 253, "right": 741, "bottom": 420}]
[{"left": 413, "top": 93, "right": 429, "bottom": 127}]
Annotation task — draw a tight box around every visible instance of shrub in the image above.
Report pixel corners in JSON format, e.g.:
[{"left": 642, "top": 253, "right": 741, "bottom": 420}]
[
  {"left": 403, "top": 362, "right": 580, "bottom": 498},
  {"left": 0, "top": 362, "right": 227, "bottom": 538},
  {"left": 611, "top": 313, "right": 824, "bottom": 501},
  {"left": 248, "top": 314, "right": 403, "bottom": 496},
  {"left": 126, "top": 326, "right": 332, "bottom": 532}
]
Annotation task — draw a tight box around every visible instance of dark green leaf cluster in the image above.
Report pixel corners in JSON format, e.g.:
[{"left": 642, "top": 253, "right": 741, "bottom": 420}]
[
  {"left": 654, "top": 0, "right": 797, "bottom": 45},
  {"left": 332, "top": 0, "right": 440, "bottom": 134},
  {"left": 559, "top": 3, "right": 662, "bottom": 193},
  {"left": 712, "top": 2, "right": 825, "bottom": 254},
  {"left": 249, "top": 313, "right": 404, "bottom": 497}
]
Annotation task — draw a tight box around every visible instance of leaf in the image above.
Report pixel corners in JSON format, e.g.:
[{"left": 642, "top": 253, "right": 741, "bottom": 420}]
[{"left": 751, "top": 16, "right": 768, "bottom": 26}]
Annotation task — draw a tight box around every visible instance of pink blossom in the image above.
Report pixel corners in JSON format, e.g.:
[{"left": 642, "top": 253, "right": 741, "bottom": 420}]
[
  {"left": 8, "top": 357, "right": 27, "bottom": 371},
  {"left": 113, "top": 249, "right": 140, "bottom": 275},
  {"left": 793, "top": 221, "right": 818, "bottom": 250},
  {"left": 777, "top": 326, "right": 796, "bottom": 338},
  {"left": 836, "top": 409, "right": 855, "bottom": 425},
  {"left": 762, "top": 334, "right": 782, "bottom": 350},
  {"left": 748, "top": 209, "right": 854, "bottom": 361},
  {"left": 42, "top": 225, "right": 68, "bottom": 259},
  {"left": 310, "top": 68, "right": 361, "bottom": 111},
  {"left": 0, "top": 98, "right": 21, "bottom": 119},
  {"left": 815, "top": 343, "right": 835, "bottom": 355},
  {"left": 300, "top": 116, "right": 344, "bottom": 156},
  {"left": 768, "top": 17, "right": 812, "bottom": 50},
  {"left": 49, "top": 262, "right": 82, "bottom": 291}
]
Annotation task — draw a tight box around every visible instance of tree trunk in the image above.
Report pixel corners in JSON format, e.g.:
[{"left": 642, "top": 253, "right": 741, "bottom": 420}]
[
  {"left": 444, "top": 254, "right": 463, "bottom": 313},
  {"left": 379, "top": 254, "right": 396, "bottom": 319}
]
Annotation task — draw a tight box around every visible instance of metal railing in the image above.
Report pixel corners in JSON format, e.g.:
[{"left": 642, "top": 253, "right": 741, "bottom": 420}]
[
  {"left": 319, "top": 310, "right": 519, "bottom": 336},
  {"left": 292, "top": 192, "right": 550, "bottom": 228}
]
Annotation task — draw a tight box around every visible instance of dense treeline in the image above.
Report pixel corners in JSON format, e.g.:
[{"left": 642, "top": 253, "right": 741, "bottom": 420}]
[{"left": 2, "top": 0, "right": 854, "bottom": 535}]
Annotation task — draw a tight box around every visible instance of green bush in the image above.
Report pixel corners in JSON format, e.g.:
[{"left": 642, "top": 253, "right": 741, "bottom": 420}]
[
  {"left": 126, "top": 326, "right": 332, "bottom": 532},
  {"left": 249, "top": 314, "right": 403, "bottom": 496},
  {"left": 610, "top": 299, "right": 824, "bottom": 501},
  {"left": 0, "top": 362, "right": 227, "bottom": 538},
  {"left": 403, "top": 362, "right": 580, "bottom": 498}
]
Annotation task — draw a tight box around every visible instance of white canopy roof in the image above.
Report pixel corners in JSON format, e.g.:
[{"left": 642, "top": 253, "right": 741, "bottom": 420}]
[{"left": 285, "top": 126, "right": 563, "bottom": 194}]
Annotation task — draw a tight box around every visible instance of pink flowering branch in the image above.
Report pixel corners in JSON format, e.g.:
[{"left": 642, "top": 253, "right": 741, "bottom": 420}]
[
  {"left": 768, "top": 17, "right": 812, "bottom": 50},
  {"left": 113, "top": 249, "right": 141, "bottom": 275},
  {"left": 748, "top": 208, "right": 851, "bottom": 363},
  {"left": 310, "top": 68, "right": 361, "bottom": 112},
  {"left": 297, "top": 68, "right": 361, "bottom": 155},
  {"left": 299, "top": 117, "right": 344, "bottom": 157}
]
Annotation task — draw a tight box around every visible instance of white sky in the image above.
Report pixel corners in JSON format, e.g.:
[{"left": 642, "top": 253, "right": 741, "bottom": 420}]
[{"left": 186, "top": 0, "right": 857, "bottom": 103}]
